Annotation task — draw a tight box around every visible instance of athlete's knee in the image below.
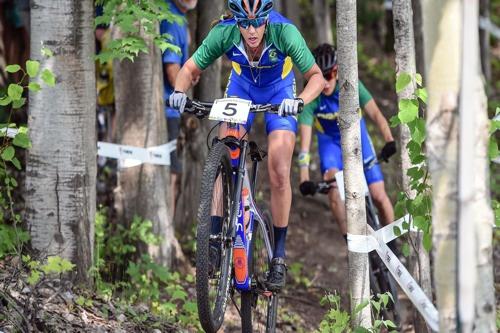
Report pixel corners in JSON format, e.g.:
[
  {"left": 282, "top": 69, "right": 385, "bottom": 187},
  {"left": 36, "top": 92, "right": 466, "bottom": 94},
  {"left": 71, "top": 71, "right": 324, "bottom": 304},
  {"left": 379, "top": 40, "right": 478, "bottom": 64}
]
[
  {"left": 269, "top": 165, "right": 291, "bottom": 191},
  {"left": 371, "top": 186, "right": 390, "bottom": 207}
]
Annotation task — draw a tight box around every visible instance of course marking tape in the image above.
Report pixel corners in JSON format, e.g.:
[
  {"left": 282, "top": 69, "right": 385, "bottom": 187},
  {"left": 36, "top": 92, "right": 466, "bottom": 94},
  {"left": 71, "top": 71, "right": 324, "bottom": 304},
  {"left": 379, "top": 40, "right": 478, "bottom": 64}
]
[
  {"left": 347, "top": 220, "right": 439, "bottom": 332},
  {"left": 97, "top": 140, "right": 177, "bottom": 168}
]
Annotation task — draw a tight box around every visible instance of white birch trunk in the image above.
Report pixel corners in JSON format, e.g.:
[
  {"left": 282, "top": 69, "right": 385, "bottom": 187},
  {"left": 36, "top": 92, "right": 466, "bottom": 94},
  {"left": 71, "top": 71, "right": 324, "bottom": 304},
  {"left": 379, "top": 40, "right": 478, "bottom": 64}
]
[
  {"left": 336, "top": 0, "right": 371, "bottom": 327},
  {"left": 112, "top": 27, "right": 182, "bottom": 268},
  {"left": 313, "top": 0, "right": 334, "bottom": 45},
  {"left": 459, "top": 1, "right": 495, "bottom": 331},
  {"left": 392, "top": 1, "right": 432, "bottom": 332},
  {"left": 26, "top": 0, "right": 96, "bottom": 284},
  {"left": 422, "top": 0, "right": 460, "bottom": 330}
]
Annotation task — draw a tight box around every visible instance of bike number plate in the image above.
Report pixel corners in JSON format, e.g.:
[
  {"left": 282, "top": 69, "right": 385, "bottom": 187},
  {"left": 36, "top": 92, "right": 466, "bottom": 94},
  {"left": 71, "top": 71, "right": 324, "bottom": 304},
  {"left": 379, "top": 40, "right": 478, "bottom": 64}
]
[{"left": 209, "top": 98, "right": 252, "bottom": 124}]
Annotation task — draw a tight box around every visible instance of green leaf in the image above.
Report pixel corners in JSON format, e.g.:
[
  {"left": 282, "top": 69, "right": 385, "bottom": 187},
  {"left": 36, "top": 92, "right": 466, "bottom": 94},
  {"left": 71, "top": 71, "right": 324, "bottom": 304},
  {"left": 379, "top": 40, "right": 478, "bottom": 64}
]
[
  {"left": 488, "top": 139, "right": 499, "bottom": 160},
  {"left": 7, "top": 84, "right": 23, "bottom": 101},
  {"left": 1, "top": 146, "right": 15, "bottom": 161},
  {"left": 398, "top": 99, "right": 419, "bottom": 123},
  {"left": 423, "top": 232, "right": 432, "bottom": 252},
  {"left": 402, "top": 243, "right": 410, "bottom": 257},
  {"left": 170, "top": 289, "right": 187, "bottom": 301},
  {"left": 5, "top": 64, "right": 21, "bottom": 73},
  {"left": 76, "top": 296, "right": 86, "bottom": 306},
  {"left": 12, "top": 97, "right": 26, "bottom": 109},
  {"left": 26, "top": 60, "right": 40, "bottom": 77},
  {"left": 41, "top": 46, "right": 54, "bottom": 57},
  {"left": 389, "top": 115, "right": 400, "bottom": 128},
  {"left": 413, "top": 216, "right": 428, "bottom": 231},
  {"left": 28, "top": 82, "right": 41, "bottom": 92},
  {"left": 13, "top": 132, "right": 31, "bottom": 149},
  {"left": 354, "top": 299, "right": 370, "bottom": 314},
  {"left": 415, "top": 73, "right": 423, "bottom": 86},
  {"left": 416, "top": 88, "right": 428, "bottom": 104},
  {"left": 27, "top": 271, "right": 41, "bottom": 285},
  {"left": 396, "top": 73, "right": 412, "bottom": 93},
  {"left": 41, "top": 69, "right": 56, "bottom": 87},
  {"left": 393, "top": 226, "right": 401, "bottom": 236},
  {"left": 11, "top": 157, "right": 21, "bottom": 170},
  {"left": 0, "top": 96, "right": 12, "bottom": 106}
]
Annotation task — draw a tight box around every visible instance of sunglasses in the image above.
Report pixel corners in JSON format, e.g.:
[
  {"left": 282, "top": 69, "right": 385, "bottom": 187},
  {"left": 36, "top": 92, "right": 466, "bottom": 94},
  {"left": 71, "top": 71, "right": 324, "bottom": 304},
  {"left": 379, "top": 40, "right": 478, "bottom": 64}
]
[
  {"left": 236, "top": 17, "right": 267, "bottom": 29},
  {"left": 323, "top": 68, "right": 336, "bottom": 81}
]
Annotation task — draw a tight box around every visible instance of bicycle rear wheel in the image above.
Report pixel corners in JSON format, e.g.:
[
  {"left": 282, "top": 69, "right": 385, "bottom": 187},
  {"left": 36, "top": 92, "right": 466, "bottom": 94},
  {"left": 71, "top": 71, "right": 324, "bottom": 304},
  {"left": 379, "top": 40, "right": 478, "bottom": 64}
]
[
  {"left": 196, "top": 141, "right": 234, "bottom": 333},
  {"left": 241, "top": 209, "right": 278, "bottom": 333}
]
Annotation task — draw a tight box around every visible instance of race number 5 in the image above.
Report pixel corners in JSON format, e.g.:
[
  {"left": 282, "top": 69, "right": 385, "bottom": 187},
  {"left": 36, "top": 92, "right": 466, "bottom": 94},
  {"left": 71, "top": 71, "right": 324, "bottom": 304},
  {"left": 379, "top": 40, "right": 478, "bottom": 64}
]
[{"left": 209, "top": 98, "right": 252, "bottom": 124}]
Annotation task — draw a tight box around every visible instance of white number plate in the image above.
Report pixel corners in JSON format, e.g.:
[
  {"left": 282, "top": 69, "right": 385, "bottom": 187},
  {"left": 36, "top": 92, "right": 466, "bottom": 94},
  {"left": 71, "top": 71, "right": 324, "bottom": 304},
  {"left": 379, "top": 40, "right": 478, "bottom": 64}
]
[{"left": 209, "top": 98, "right": 252, "bottom": 124}]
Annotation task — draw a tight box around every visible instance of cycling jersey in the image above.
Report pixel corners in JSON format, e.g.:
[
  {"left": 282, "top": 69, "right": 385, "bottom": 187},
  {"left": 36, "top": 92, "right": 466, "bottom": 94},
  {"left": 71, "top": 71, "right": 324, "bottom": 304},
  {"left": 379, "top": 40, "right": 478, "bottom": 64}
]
[
  {"left": 299, "top": 81, "right": 384, "bottom": 185},
  {"left": 192, "top": 10, "right": 315, "bottom": 134},
  {"left": 161, "top": 0, "right": 189, "bottom": 119}
]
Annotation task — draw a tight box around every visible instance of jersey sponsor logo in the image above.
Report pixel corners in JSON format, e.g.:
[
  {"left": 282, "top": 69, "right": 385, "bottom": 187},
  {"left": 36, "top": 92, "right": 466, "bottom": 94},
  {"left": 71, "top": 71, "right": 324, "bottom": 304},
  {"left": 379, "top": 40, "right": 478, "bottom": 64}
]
[
  {"left": 232, "top": 51, "right": 242, "bottom": 57},
  {"left": 316, "top": 112, "right": 339, "bottom": 120},
  {"left": 319, "top": 105, "right": 327, "bottom": 111}
]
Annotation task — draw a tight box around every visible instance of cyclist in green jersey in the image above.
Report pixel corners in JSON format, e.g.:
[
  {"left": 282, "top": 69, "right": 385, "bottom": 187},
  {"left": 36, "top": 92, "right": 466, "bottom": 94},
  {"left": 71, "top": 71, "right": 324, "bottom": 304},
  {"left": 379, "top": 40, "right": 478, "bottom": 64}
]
[{"left": 170, "top": 0, "right": 325, "bottom": 291}]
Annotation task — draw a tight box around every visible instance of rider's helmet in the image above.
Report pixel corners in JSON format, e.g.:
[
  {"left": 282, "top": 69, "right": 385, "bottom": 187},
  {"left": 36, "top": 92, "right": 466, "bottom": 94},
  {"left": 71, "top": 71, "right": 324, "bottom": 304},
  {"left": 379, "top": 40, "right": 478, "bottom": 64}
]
[
  {"left": 312, "top": 44, "right": 337, "bottom": 77},
  {"left": 227, "top": 0, "right": 274, "bottom": 19}
]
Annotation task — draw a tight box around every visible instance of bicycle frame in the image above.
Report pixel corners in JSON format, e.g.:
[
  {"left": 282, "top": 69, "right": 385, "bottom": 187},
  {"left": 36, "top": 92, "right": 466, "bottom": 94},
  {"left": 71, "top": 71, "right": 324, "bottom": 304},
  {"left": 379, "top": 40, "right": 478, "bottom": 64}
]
[{"left": 219, "top": 123, "right": 273, "bottom": 292}]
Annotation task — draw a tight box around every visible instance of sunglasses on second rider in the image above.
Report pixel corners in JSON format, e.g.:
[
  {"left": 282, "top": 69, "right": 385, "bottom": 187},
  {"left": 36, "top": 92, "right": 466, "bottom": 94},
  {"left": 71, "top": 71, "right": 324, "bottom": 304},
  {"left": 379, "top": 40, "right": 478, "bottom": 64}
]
[
  {"left": 236, "top": 16, "right": 268, "bottom": 29},
  {"left": 323, "top": 67, "right": 337, "bottom": 81}
]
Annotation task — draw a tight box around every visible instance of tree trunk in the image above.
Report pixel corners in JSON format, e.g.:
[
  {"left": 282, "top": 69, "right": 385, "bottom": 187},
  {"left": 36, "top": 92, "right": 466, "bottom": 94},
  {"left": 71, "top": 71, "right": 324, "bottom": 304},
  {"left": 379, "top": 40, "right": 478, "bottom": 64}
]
[
  {"left": 282, "top": 0, "right": 304, "bottom": 90},
  {"left": 313, "top": 0, "right": 333, "bottom": 45},
  {"left": 459, "top": 1, "right": 495, "bottom": 331},
  {"left": 112, "top": 26, "right": 181, "bottom": 268},
  {"left": 479, "top": 0, "right": 491, "bottom": 85},
  {"left": 422, "top": 0, "right": 460, "bottom": 330},
  {"left": 336, "top": 0, "right": 371, "bottom": 328},
  {"left": 412, "top": 0, "right": 426, "bottom": 81},
  {"left": 27, "top": 0, "right": 96, "bottom": 284},
  {"left": 392, "top": 1, "right": 432, "bottom": 332},
  {"left": 175, "top": 0, "right": 223, "bottom": 234}
]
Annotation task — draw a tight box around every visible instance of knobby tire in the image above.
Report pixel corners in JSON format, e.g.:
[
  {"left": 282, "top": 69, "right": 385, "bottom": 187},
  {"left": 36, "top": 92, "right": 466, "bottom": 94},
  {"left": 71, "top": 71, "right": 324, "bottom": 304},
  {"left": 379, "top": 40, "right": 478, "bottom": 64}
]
[{"left": 196, "top": 141, "right": 234, "bottom": 333}]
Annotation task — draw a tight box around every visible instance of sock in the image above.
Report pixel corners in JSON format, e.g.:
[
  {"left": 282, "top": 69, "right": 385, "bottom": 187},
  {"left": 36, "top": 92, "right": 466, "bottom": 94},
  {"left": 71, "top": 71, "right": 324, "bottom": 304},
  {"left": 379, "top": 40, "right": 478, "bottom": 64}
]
[
  {"left": 211, "top": 216, "right": 223, "bottom": 235},
  {"left": 273, "top": 226, "right": 288, "bottom": 259}
]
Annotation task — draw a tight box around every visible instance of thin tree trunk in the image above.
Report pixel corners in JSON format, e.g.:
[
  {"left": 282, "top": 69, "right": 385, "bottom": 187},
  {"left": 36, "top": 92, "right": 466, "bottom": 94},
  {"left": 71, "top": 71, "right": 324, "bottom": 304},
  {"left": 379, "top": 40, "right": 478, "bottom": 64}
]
[
  {"left": 282, "top": 0, "right": 304, "bottom": 90},
  {"left": 412, "top": 0, "right": 426, "bottom": 80},
  {"left": 479, "top": 0, "right": 491, "bottom": 85},
  {"left": 175, "top": 0, "right": 223, "bottom": 234},
  {"left": 27, "top": 0, "right": 96, "bottom": 284},
  {"left": 313, "top": 0, "right": 333, "bottom": 45},
  {"left": 336, "top": 0, "right": 371, "bottom": 328},
  {"left": 422, "top": 0, "right": 460, "bottom": 330},
  {"left": 459, "top": 1, "right": 495, "bottom": 331},
  {"left": 112, "top": 26, "right": 182, "bottom": 268},
  {"left": 392, "top": 1, "right": 432, "bottom": 332}
]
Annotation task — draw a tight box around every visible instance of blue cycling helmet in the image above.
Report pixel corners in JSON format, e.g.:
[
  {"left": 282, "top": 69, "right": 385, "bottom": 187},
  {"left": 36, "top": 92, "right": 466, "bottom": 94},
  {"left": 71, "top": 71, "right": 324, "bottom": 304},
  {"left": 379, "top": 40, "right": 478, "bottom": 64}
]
[{"left": 227, "top": 0, "right": 273, "bottom": 19}]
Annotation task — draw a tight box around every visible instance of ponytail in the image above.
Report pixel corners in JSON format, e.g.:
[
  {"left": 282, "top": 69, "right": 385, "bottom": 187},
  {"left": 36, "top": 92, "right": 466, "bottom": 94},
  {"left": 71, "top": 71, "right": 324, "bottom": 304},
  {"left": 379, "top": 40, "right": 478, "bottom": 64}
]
[{"left": 210, "top": 10, "right": 234, "bottom": 28}]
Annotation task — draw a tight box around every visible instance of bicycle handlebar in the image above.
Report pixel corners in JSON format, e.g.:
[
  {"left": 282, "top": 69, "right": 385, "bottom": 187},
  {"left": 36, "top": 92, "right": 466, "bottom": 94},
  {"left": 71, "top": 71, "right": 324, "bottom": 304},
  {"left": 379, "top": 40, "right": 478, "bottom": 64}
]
[{"left": 166, "top": 98, "right": 280, "bottom": 118}]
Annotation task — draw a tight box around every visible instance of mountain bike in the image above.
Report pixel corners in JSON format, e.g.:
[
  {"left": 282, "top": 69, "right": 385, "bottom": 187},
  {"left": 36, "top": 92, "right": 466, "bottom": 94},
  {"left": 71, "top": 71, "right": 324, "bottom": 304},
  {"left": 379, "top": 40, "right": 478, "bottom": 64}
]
[
  {"left": 177, "top": 98, "right": 280, "bottom": 333},
  {"left": 313, "top": 173, "right": 401, "bottom": 325}
]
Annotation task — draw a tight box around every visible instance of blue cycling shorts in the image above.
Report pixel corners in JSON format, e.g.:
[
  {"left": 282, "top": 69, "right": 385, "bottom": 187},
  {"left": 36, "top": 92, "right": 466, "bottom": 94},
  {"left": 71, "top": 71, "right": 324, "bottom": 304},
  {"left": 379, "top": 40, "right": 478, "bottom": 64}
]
[
  {"left": 317, "top": 128, "right": 384, "bottom": 185},
  {"left": 224, "top": 74, "right": 297, "bottom": 134}
]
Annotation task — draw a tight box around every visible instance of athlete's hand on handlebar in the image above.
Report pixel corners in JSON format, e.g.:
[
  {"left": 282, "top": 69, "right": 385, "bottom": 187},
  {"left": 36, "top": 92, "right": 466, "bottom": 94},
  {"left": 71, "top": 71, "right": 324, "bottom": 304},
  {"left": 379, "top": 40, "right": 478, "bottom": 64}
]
[
  {"left": 278, "top": 98, "right": 304, "bottom": 117},
  {"left": 299, "top": 181, "right": 317, "bottom": 196},
  {"left": 169, "top": 91, "right": 188, "bottom": 113},
  {"left": 379, "top": 141, "right": 397, "bottom": 162}
]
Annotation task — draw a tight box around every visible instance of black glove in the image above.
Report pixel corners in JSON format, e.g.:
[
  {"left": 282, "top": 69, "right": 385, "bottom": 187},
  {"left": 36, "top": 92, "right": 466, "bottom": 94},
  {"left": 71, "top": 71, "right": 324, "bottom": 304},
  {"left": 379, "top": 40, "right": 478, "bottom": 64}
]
[
  {"left": 299, "top": 181, "right": 317, "bottom": 196},
  {"left": 379, "top": 141, "right": 397, "bottom": 162}
]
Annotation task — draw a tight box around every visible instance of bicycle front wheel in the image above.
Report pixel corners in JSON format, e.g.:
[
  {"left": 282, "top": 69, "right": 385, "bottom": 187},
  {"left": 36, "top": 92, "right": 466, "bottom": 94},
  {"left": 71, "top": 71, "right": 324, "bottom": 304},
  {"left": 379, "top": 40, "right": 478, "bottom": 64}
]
[
  {"left": 196, "top": 141, "right": 234, "bottom": 333},
  {"left": 241, "top": 209, "right": 278, "bottom": 333}
]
